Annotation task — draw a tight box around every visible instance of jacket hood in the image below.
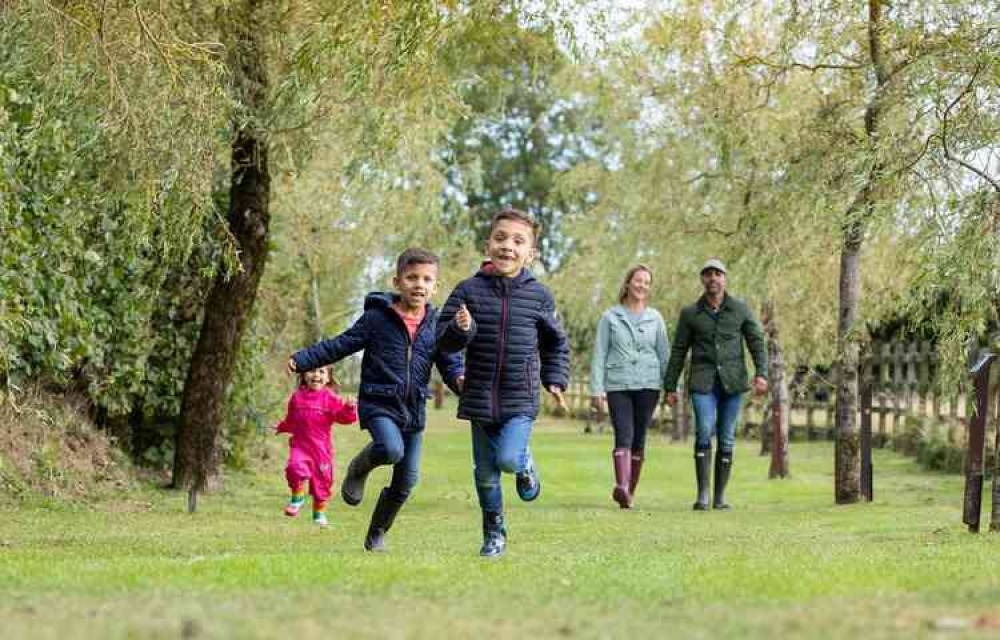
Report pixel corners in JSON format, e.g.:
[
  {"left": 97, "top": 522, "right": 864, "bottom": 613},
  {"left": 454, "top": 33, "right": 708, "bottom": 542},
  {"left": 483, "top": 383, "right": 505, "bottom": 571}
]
[
  {"left": 363, "top": 292, "right": 394, "bottom": 311},
  {"left": 363, "top": 291, "right": 436, "bottom": 315}
]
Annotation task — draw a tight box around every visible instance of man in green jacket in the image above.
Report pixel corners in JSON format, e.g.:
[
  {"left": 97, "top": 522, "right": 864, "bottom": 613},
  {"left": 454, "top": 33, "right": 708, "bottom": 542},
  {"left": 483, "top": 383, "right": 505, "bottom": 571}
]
[{"left": 664, "top": 259, "right": 769, "bottom": 511}]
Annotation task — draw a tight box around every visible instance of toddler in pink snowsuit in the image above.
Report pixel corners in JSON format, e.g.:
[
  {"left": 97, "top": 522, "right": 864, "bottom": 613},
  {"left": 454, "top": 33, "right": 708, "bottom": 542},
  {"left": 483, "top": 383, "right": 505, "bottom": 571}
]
[{"left": 276, "top": 365, "right": 358, "bottom": 527}]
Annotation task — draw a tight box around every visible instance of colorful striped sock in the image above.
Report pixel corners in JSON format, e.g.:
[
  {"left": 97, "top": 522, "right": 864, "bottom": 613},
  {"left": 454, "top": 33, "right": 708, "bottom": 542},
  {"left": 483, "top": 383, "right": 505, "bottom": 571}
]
[{"left": 312, "top": 502, "right": 329, "bottom": 526}]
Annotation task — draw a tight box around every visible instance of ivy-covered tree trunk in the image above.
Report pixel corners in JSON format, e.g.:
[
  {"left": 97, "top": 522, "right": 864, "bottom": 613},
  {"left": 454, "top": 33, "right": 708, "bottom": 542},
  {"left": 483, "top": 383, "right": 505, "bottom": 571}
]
[
  {"left": 172, "top": 1, "right": 270, "bottom": 491},
  {"left": 834, "top": 0, "right": 888, "bottom": 505}
]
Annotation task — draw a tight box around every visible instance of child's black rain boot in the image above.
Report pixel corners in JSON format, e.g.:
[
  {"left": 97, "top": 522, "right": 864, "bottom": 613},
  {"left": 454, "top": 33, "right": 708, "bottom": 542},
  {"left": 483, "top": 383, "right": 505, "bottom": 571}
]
[
  {"left": 479, "top": 511, "right": 507, "bottom": 558},
  {"left": 364, "top": 488, "right": 406, "bottom": 552},
  {"left": 342, "top": 443, "right": 376, "bottom": 506}
]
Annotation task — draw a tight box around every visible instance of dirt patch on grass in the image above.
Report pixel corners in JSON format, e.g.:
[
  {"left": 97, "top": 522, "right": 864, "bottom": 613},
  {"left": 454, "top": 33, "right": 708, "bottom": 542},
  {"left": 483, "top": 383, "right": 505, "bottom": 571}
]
[{"left": 0, "top": 386, "right": 133, "bottom": 500}]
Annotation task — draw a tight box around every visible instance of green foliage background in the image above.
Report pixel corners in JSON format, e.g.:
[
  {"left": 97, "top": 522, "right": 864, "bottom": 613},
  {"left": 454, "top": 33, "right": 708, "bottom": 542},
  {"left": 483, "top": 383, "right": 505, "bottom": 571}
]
[{"left": 2, "top": 0, "right": 998, "bottom": 471}]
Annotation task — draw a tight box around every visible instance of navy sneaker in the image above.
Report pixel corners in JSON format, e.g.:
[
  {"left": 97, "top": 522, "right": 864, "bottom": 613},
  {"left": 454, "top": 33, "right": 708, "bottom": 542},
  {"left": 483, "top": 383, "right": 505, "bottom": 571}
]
[{"left": 515, "top": 465, "right": 541, "bottom": 502}]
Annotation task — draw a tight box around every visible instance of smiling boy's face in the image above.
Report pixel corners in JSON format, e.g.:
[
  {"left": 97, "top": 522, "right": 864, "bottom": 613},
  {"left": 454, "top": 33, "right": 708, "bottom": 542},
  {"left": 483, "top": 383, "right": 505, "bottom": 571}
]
[
  {"left": 485, "top": 218, "right": 534, "bottom": 277},
  {"left": 393, "top": 262, "right": 438, "bottom": 312}
]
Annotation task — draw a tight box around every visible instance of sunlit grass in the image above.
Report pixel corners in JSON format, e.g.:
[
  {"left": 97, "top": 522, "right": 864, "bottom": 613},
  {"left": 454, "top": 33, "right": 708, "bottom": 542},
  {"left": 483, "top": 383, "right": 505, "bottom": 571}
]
[{"left": 2, "top": 410, "right": 999, "bottom": 639}]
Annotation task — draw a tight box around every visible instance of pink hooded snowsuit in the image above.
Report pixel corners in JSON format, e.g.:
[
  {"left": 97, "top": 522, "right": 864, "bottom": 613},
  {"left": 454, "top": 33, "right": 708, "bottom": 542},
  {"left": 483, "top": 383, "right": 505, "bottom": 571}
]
[{"left": 276, "top": 387, "right": 358, "bottom": 503}]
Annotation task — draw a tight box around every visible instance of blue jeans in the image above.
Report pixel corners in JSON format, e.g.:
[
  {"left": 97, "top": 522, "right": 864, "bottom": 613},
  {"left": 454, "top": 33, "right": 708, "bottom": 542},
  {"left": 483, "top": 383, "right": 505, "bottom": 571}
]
[
  {"left": 366, "top": 416, "right": 423, "bottom": 501},
  {"left": 471, "top": 415, "right": 534, "bottom": 513},
  {"left": 690, "top": 380, "right": 743, "bottom": 452}
]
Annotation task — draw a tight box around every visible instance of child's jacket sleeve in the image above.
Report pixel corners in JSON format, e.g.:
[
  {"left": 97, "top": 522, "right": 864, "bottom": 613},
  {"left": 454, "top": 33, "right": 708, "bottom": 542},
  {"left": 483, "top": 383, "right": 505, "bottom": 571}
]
[
  {"left": 436, "top": 283, "right": 477, "bottom": 354},
  {"left": 292, "top": 313, "right": 368, "bottom": 371},
  {"left": 537, "top": 292, "right": 570, "bottom": 391},
  {"left": 328, "top": 393, "right": 359, "bottom": 425},
  {"left": 434, "top": 347, "right": 465, "bottom": 394}
]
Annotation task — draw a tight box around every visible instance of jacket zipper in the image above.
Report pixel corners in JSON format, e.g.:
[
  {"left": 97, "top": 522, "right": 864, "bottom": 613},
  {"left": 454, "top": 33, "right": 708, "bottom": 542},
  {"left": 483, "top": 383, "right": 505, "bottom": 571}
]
[
  {"left": 493, "top": 293, "right": 509, "bottom": 423},
  {"left": 405, "top": 342, "right": 412, "bottom": 402},
  {"left": 394, "top": 304, "right": 428, "bottom": 429}
]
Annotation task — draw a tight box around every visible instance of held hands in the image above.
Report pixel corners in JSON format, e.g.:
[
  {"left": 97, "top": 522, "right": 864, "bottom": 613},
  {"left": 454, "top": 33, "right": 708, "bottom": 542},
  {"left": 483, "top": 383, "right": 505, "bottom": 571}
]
[
  {"left": 590, "top": 395, "right": 606, "bottom": 413},
  {"left": 752, "top": 376, "right": 769, "bottom": 396},
  {"left": 455, "top": 304, "right": 472, "bottom": 332},
  {"left": 547, "top": 385, "right": 567, "bottom": 412},
  {"left": 665, "top": 391, "right": 679, "bottom": 407}
]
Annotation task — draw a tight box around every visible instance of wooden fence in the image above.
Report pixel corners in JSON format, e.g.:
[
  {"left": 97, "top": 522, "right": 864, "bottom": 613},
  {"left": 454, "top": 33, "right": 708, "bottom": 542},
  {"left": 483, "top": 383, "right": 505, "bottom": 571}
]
[
  {"left": 335, "top": 340, "right": 972, "bottom": 446},
  {"left": 546, "top": 340, "right": 972, "bottom": 445}
]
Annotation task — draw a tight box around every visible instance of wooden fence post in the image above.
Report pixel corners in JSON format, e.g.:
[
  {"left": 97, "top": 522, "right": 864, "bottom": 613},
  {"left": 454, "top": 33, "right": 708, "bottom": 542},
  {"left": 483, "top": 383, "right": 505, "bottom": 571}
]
[
  {"left": 964, "top": 352, "right": 995, "bottom": 533},
  {"left": 433, "top": 381, "right": 445, "bottom": 409},
  {"left": 991, "top": 368, "right": 1000, "bottom": 532}
]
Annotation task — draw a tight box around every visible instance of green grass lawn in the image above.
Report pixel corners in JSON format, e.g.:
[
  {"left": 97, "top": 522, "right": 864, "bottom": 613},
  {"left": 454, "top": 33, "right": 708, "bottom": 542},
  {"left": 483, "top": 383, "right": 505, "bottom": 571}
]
[{"left": 2, "top": 410, "right": 999, "bottom": 639}]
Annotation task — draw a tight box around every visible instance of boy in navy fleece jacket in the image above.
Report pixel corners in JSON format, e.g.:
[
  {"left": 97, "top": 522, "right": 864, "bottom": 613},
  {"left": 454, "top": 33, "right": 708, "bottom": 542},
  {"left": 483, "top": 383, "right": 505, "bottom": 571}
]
[
  {"left": 289, "top": 248, "right": 464, "bottom": 552},
  {"left": 437, "top": 208, "right": 570, "bottom": 558}
]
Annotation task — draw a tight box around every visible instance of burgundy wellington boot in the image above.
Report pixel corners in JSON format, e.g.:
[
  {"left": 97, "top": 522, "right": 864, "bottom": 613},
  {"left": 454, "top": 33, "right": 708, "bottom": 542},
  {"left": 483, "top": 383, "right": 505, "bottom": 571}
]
[{"left": 612, "top": 448, "right": 632, "bottom": 509}]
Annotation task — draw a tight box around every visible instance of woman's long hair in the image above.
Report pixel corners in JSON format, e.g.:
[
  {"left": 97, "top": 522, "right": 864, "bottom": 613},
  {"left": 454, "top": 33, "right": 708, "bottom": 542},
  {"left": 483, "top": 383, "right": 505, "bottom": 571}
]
[{"left": 618, "top": 264, "right": 653, "bottom": 304}]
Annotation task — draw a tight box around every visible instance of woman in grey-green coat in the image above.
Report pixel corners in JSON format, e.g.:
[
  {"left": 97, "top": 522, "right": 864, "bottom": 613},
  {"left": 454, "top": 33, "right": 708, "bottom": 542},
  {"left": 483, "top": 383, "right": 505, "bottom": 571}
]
[{"left": 590, "top": 265, "right": 670, "bottom": 508}]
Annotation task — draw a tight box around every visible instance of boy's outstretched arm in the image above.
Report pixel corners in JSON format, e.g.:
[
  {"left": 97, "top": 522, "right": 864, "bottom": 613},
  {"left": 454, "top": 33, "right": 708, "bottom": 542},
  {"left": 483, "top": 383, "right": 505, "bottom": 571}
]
[
  {"left": 289, "top": 314, "right": 368, "bottom": 373},
  {"left": 537, "top": 294, "right": 571, "bottom": 393},
  {"left": 436, "top": 285, "right": 476, "bottom": 354}
]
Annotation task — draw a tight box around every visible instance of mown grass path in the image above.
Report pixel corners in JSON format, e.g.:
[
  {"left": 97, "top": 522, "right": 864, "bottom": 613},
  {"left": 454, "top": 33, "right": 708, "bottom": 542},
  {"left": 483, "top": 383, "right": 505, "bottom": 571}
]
[{"left": 2, "top": 411, "right": 998, "bottom": 639}]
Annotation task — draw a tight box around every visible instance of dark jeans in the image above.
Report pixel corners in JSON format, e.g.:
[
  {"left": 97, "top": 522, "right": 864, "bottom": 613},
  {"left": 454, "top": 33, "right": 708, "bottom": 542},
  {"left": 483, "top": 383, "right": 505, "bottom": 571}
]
[
  {"left": 690, "top": 379, "right": 743, "bottom": 451},
  {"left": 606, "top": 389, "right": 660, "bottom": 451},
  {"left": 366, "top": 416, "right": 424, "bottom": 501},
  {"left": 470, "top": 415, "right": 534, "bottom": 513}
]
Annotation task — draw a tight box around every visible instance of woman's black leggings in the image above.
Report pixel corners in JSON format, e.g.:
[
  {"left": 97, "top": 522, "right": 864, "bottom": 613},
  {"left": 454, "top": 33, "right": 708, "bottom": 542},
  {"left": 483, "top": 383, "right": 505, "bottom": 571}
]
[{"left": 606, "top": 389, "right": 661, "bottom": 451}]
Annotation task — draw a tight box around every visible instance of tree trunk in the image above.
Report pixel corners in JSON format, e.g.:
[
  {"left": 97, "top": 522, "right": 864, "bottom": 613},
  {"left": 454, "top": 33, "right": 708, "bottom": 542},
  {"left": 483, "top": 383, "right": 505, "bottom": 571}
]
[
  {"left": 759, "top": 402, "right": 772, "bottom": 455},
  {"left": 303, "top": 254, "right": 323, "bottom": 344},
  {"left": 762, "top": 301, "right": 789, "bottom": 477},
  {"left": 835, "top": 233, "right": 863, "bottom": 503},
  {"left": 172, "top": 1, "right": 271, "bottom": 491},
  {"left": 834, "top": 0, "right": 889, "bottom": 504},
  {"left": 671, "top": 376, "right": 690, "bottom": 442}
]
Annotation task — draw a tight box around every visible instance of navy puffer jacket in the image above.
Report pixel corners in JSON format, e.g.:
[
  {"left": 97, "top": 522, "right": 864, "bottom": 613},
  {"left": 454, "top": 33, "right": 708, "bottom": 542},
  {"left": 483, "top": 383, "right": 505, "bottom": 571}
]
[
  {"left": 291, "top": 293, "right": 464, "bottom": 433},
  {"left": 436, "top": 264, "right": 570, "bottom": 423}
]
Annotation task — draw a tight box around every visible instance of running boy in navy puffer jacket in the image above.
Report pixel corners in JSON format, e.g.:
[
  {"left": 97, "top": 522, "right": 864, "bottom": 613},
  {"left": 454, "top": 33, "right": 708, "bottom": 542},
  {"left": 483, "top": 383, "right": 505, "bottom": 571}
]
[{"left": 436, "top": 208, "right": 570, "bottom": 558}]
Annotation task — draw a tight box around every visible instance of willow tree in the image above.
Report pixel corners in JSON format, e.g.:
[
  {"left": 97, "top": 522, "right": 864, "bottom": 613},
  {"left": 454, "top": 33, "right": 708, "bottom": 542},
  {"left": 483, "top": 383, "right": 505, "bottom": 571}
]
[
  {"left": 715, "top": 0, "right": 998, "bottom": 503},
  {"left": 1, "top": 4, "right": 227, "bottom": 436},
  {"left": 170, "top": 0, "right": 273, "bottom": 491},
  {"left": 551, "top": 3, "right": 852, "bottom": 398},
  {"left": 172, "top": 1, "right": 496, "bottom": 491}
]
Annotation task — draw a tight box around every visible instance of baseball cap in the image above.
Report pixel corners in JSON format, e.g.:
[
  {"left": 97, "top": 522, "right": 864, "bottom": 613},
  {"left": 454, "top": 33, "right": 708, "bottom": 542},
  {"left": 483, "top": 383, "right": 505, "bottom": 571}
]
[{"left": 700, "top": 259, "right": 727, "bottom": 274}]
